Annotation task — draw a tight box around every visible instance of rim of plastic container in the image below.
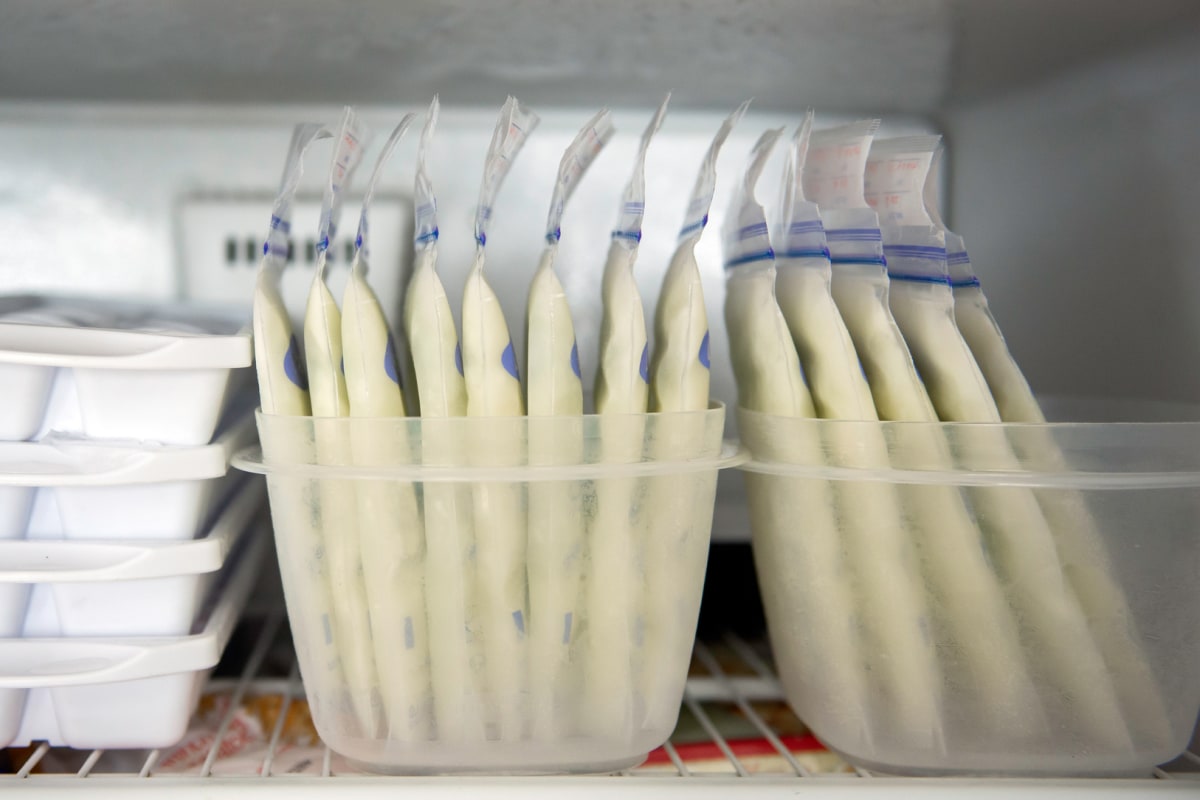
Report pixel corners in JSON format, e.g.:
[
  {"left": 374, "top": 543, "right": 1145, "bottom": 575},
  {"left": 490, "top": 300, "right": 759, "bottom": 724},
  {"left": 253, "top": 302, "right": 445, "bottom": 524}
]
[
  {"left": 737, "top": 406, "right": 1200, "bottom": 490},
  {"left": 234, "top": 440, "right": 745, "bottom": 482},
  {"left": 234, "top": 403, "right": 747, "bottom": 482}
]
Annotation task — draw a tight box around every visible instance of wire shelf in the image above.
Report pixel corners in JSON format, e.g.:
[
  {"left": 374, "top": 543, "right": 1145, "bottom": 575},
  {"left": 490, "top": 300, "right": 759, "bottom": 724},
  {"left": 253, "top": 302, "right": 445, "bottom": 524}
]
[{"left": 3, "top": 613, "right": 1198, "bottom": 797}]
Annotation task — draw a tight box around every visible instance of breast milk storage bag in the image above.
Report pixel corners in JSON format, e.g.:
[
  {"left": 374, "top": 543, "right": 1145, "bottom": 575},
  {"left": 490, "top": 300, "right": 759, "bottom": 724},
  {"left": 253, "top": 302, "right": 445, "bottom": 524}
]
[
  {"left": 640, "top": 101, "right": 746, "bottom": 732},
  {"left": 341, "top": 113, "right": 437, "bottom": 743},
  {"left": 460, "top": 97, "right": 540, "bottom": 742},
  {"left": 402, "top": 97, "right": 484, "bottom": 744},
  {"left": 524, "top": 109, "right": 614, "bottom": 739},
  {"left": 586, "top": 96, "right": 667, "bottom": 739},
  {"left": 300, "top": 108, "right": 384, "bottom": 740},
  {"left": 251, "top": 120, "right": 351, "bottom": 737}
]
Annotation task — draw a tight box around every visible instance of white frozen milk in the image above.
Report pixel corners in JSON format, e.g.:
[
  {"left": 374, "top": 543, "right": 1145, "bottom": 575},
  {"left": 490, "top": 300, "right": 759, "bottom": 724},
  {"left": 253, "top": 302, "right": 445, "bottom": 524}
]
[
  {"left": 524, "top": 109, "right": 614, "bottom": 739},
  {"left": 251, "top": 122, "right": 349, "bottom": 731},
  {"left": 341, "top": 113, "right": 435, "bottom": 742},
  {"left": 587, "top": 96, "right": 667, "bottom": 740},
  {"left": 301, "top": 107, "right": 382, "bottom": 739},
  {"left": 722, "top": 126, "right": 872, "bottom": 744},
  {"left": 641, "top": 101, "right": 746, "bottom": 731},
  {"left": 460, "top": 97, "right": 539, "bottom": 741},
  {"left": 401, "top": 97, "right": 486, "bottom": 744}
]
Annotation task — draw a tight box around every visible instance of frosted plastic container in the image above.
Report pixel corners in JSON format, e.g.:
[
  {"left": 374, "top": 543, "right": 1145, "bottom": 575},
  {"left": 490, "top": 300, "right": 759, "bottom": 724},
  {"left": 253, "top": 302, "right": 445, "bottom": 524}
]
[
  {"left": 0, "top": 476, "right": 263, "bottom": 638},
  {"left": 738, "top": 402, "right": 1200, "bottom": 777},
  {"left": 0, "top": 509, "right": 267, "bottom": 750},
  {"left": 0, "top": 406, "right": 254, "bottom": 541},
  {"left": 0, "top": 294, "right": 252, "bottom": 444},
  {"left": 235, "top": 404, "right": 739, "bottom": 774}
]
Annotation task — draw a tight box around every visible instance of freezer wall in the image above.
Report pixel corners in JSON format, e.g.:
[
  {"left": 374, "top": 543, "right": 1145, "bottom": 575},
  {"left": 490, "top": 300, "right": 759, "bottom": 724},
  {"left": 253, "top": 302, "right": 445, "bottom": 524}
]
[{"left": 942, "top": 24, "right": 1200, "bottom": 405}]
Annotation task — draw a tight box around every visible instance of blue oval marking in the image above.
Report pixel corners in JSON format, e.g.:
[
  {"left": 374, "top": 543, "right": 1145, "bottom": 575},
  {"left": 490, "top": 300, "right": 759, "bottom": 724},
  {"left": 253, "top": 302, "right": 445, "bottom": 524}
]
[
  {"left": 698, "top": 331, "right": 711, "bottom": 369},
  {"left": 384, "top": 332, "right": 401, "bottom": 386},
  {"left": 639, "top": 343, "right": 650, "bottom": 383},
  {"left": 569, "top": 341, "right": 581, "bottom": 379},
  {"left": 501, "top": 341, "right": 519, "bottom": 380},
  {"left": 454, "top": 341, "right": 464, "bottom": 376},
  {"left": 339, "top": 356, "right": 344, "bottom": 375},
  {"left": 283, "top": 335, "right": 308, "bottom": 390}
]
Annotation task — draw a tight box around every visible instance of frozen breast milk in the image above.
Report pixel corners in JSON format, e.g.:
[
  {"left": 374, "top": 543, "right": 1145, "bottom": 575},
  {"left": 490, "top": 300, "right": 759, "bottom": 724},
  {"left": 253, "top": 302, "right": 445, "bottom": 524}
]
[
  {"left": 301, "top": 107, "right": 383, "bottom": 739},
  {"left": 641, "top": 101, "right": 746, "bottom": 732},
  {"left": 341, "top": 113, "right": 435, "bottom": 742},
  {"left": 402, "top": 97, "right": 486, "bottom": 744},
  {"left": 722, "top": 127, "right": 872, "bottom": 740},
  {"left": 251, "top": 121, "right": 352, "bottom": 735},
  {"left": 806, "top": 122, "right": 1043, "bottom": 743},
  {"left": 587, "top": 96, "right": 666, "bottom": 740},
  {"left": 922, "top": 148, "right": 1171, "bottom": 748},
  {"left": 524, "top": 109, "right": 614, "bottom": 739},
  {"left": 460, "top": 97, "right": 539, "bottom": 741},
  {"left": 769, "top": 118, "right": 942, "bottom": 747},
  {"left": 867, "top": 135, "right": 1132, "bottom": 750}
]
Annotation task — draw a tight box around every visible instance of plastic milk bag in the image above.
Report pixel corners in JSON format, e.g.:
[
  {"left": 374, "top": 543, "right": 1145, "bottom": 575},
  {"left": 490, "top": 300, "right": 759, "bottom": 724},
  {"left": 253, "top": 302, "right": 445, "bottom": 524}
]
[
  {"left": 302, "top": 108, "right": 381, "bottom": 738},
  {"left": 524, "top": 110, "right": 614, "bottom": 739},
  {"left": 460, "top": 97, "right": 540, "bottom": 741}
]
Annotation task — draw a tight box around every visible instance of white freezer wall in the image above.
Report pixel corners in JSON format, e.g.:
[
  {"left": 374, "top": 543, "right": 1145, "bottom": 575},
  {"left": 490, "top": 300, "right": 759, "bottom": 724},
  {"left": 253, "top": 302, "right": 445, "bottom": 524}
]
[{"left": 942, "top": 25, "right": 1200, "bottom": 405}]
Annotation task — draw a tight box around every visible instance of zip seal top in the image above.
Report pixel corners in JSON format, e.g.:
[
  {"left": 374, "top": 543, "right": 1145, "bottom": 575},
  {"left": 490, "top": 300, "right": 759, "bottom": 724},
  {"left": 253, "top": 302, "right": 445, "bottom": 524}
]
[
  {"left": 353, "top": 113, "right": 418, "bottom": 268},
  {"left": 474, "top": 96, "right": 540, "bottom": 249},
  {"left": 945, "top": 232, "right": 978, "bottom": 287},
  {"left": 878, "top": 225, "right": 951, "bottom": 284},
  {"left": 545, "top": 109, "right": 615, "bottom": 245},
  {"left": 612, "top": 93, "right": 670, "bottom": 248},
  {"left": 315, "top": 107, "right": 371, "bottom": 278},
  {"left": 723, "top": 127, "right": 783, "bottom": 271},
  {"left": 802, "top": 119, "right": 880, "bottom": 211},
  {"left": 777, "top": 110, "right": 831, "bottom": 262},
  {"left": 865, "top": 135, "right": 942, "bottom": 227},
  {"left": 414, "top": 96, "right": 440, "bottom": 254},
  {"left": 923, "top": 144, "right": 980, "bottom": 288},
  {"left": 678, "top": 99, "right": 751, "bottom": 244},
  {"left": 262, "top": 123, "right": 332, "bottom": 268}
]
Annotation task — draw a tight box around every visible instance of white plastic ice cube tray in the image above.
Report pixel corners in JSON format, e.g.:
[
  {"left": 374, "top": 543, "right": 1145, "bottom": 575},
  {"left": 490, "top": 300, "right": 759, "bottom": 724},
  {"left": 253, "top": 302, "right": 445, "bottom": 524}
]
[
  {"left": 0, "top": 476, "right": 264, "bottom": 639},
  {"left": 0, "top": 407, "right": 255, "bottom": 541},
  {"left": 0, "top": 294, "right": 252, "bottom": 445},
  {"left": 0, "top": 515, "right": 267, "bottom": 750}
]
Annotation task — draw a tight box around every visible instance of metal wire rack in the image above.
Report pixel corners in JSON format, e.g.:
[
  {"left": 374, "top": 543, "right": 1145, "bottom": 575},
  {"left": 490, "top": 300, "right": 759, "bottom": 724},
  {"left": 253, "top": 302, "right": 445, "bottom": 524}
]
[{"left": 3, "top": 612, "right": 1198, "bottom": 797}]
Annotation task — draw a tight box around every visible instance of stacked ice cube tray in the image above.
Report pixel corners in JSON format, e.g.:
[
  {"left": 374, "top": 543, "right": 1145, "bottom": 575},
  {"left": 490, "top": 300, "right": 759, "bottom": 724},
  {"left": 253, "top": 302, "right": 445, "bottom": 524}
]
[{"left": 0, "top": 294, "right": 268, "bottom": 749}]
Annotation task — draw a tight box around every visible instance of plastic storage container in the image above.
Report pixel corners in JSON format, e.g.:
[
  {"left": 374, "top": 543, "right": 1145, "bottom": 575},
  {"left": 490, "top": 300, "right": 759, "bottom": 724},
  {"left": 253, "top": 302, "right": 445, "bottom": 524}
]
[
  {"left": 0, "top": 475, "right": 263, "bottom": 638},
  {"left": 0, "top": 294, "right": 252, "bottom": 445},
  {"left": 0, "top": 509, "right": 268, "bottom": 750},
  {"left": 235, "top": 405, "right": 740, "bottom": 774},
  {"left": 737, "top": 403, "right": 1200, "bottom": 777},
  {"left": 0, "top": 407, "right": 255, "bottom": 541}
]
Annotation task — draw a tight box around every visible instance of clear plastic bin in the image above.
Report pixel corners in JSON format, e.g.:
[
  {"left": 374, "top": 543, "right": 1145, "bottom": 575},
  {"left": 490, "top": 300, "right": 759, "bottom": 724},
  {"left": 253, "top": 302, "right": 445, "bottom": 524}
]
[
  {"left": 235, "top": 404, "right": 740, "bottom": 774},
  {"left": 737, "top": 402, "right": 1200, "bottom": 777}
]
